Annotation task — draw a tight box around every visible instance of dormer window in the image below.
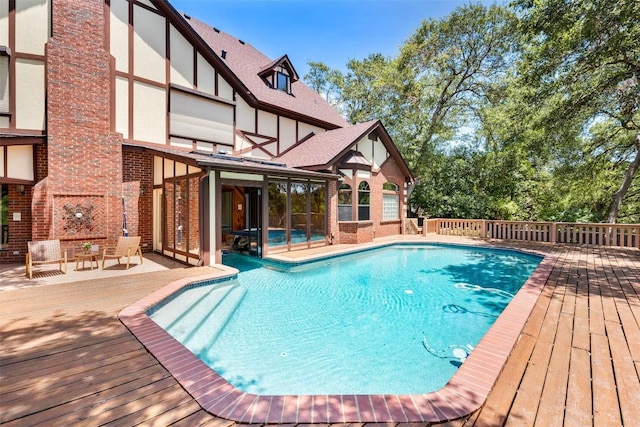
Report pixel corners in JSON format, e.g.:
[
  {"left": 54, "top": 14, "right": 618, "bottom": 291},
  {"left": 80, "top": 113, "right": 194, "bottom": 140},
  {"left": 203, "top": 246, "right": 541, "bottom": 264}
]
[
  {"left": 258, "top": 54, "right": 299, "bottom": 95},
  {"left": 276, "top": 70, "right": 289, "bottom": 93}
]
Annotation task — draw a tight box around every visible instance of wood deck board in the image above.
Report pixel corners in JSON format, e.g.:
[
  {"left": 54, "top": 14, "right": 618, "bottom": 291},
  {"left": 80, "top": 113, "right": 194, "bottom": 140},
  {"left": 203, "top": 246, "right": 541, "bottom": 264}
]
[
  {"left": 1, "top": 242, "right": 639, "bottom": 427},
  {"left": 590, "top": 334, "right": 622, "bottom": 426},
  {"left": 564, "top": 347, "right": 592, "bottom": 427},
  {"left": 534, "top": 312, "right": 572, "bottom": 426}
]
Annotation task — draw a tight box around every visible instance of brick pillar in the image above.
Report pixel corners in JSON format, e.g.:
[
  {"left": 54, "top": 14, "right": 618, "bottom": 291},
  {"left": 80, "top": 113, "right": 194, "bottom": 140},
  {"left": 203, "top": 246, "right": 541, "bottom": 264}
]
[{"left": 32, "top": 0, "right": 129, "bottom": 250}]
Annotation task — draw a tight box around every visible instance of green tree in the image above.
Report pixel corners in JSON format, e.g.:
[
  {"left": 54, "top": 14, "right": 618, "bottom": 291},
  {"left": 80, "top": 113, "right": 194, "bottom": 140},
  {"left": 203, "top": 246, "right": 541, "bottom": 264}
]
[
  {"left": 515, "top": 0, "right": 640, "bottom": 223},
  {"left": 397, "top": 3, "right": 518, "bottom": 168},
  {"left": 303, "top": 61, "right": 344, "bottom": 110}
]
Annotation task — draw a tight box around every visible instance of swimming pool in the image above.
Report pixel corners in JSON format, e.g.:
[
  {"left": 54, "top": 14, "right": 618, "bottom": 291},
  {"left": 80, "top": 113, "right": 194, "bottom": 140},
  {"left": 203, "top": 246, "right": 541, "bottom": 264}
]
[{"left": 149, "top": 243, "right": 541, "bottom": 395}]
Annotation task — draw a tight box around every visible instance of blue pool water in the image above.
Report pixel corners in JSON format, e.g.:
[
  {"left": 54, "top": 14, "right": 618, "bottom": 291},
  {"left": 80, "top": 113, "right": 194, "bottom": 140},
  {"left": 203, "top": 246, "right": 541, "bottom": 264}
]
[{"left": 150, "top": 244, "right": 541, "bottom": 395}]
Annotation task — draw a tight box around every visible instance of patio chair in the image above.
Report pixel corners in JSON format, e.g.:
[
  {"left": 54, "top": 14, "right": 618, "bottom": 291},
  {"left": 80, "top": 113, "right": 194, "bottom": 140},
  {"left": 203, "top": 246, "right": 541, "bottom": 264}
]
[
  {"left": 101, "top": 236, "right": 143, "bottom": 270},
  {"left": 25, "top": 239, "right": 67, "bottom": 279}
]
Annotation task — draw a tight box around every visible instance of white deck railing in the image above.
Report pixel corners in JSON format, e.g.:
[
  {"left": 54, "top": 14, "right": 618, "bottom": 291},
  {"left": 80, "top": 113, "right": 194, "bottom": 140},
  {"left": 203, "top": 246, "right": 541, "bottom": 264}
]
[{"left": 422, "top": 219, "right": 640, "bottom": 248}]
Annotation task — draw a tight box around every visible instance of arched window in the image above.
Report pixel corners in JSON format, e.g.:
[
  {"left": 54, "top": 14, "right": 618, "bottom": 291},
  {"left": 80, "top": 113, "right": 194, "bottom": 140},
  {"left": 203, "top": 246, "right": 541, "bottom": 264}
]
[
  {"left": 382, "top": 182, "right": 400, "bottom": 220},
  {"left": 338, "top": 183, "right": 352, "bottom": 221},
  {"left": 358, "top": 181, "right": 370, "bottom": 221}
]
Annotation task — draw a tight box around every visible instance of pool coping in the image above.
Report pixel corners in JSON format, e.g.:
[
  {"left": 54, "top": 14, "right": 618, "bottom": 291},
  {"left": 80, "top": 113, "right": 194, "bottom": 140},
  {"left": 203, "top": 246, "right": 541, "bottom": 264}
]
[{"left": 119, "top": 242, "right": 555, "bottom": 423}]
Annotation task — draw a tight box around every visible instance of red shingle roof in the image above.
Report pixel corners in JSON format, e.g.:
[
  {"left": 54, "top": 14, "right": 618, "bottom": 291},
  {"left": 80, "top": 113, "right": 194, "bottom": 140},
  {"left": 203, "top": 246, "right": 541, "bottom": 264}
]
[
  {"left": 182, "top": 15, "right": 349, "bottom": 129},
  {"left": 276, "top": 120, "right": 379, "bottom": 168}
]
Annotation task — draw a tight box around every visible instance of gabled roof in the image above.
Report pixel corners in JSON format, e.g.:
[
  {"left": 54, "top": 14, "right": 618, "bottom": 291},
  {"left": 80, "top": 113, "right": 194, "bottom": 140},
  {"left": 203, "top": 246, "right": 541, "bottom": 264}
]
[
  {"left": 339, "top": 151, "right": 372, "bottom": 168},
  {"left": 177, "top": 14, "right": 348, "bottom": 129},
  {"left": 276, "top": 121, "right": 379, "bottom": 168},
  {"left": 275, "top": 120, "right": 414, "bottom": 181},
  {"left": 258, "top": 54, "right": 299, "bottom": 82}
]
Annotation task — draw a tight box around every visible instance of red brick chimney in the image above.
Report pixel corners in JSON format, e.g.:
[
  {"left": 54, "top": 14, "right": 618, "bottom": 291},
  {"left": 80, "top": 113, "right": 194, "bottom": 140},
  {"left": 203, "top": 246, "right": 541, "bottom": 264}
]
[{"left": 32, "top": 0, "right": 137, "bottom": 248}]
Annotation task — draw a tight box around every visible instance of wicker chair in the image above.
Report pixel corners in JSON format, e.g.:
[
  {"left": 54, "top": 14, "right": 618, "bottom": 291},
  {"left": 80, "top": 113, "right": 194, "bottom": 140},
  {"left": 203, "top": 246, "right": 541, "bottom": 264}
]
[
  {"left": 101, "top": 236, "right": 143, "bottom": 270},
  {"left": 25, "top": 239, "right": 67, "bottom": 279}
]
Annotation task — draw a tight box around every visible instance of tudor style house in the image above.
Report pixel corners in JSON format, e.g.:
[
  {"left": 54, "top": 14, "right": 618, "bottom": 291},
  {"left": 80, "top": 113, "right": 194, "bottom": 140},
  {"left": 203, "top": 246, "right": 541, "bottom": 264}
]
[{"left": 0, "top": 0, "right": 413, "bottom": 266}]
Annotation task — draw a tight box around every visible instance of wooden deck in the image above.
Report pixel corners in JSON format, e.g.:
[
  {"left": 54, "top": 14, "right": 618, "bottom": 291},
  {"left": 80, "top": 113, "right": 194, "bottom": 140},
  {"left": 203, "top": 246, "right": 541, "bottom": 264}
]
[{"left": 1, "top": 239, "right": 639, "bottom": 426}]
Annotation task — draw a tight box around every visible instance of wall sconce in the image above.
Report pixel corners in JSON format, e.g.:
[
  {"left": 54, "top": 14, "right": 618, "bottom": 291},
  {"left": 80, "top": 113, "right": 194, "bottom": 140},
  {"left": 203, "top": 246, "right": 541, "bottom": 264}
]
[
  {"left": 16, "top": 184, "right": 25, "bottom": 195},
  {"left": 75, "top": 212, "right": 83, "bottom": 219}
]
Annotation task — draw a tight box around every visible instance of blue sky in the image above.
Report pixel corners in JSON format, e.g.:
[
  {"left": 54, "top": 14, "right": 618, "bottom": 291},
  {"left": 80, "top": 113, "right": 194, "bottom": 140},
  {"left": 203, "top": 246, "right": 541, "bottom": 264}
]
[{"left": 170, "top": 0, "right": 506, "bottom": 78}]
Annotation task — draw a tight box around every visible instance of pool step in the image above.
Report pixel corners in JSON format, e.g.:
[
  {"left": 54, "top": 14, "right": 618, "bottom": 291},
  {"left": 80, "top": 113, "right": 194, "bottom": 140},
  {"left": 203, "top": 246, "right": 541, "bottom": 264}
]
[
  {"left": 181, "top": 284, "right": 248, "bottom": 352},
  {"left": 150, "top": 282, "right": 246, "bottom": 343}
]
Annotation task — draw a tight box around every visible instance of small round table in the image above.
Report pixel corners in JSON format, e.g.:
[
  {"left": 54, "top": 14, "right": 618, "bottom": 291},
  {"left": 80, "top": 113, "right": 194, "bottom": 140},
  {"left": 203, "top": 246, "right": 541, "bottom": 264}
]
[{"left": 75, "top": 251, "right": 100, "bottom": 271}]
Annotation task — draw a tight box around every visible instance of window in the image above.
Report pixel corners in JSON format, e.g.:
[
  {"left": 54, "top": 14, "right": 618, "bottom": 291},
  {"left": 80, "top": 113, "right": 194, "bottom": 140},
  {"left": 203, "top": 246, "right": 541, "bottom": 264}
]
[
  {"left": 309, "top": 182, "right": 326, "bottom": 242},
  {"left": 291, "top": 182, "right": 307, "bottom": 243},
  {"left": 268, "top": 182, "right": 287, "bottom": 247},
  {"left": 358, "top": 181, "right": 370, "bottom": 221},
  {"left": 338, "top": 183, "right": 352, "bottom": 221},
  {"left": 276, "top": 72, "right": 289, "bottom": 92},
  {"left": 382, "top": 182, "right": 400, "bottom": 221}
]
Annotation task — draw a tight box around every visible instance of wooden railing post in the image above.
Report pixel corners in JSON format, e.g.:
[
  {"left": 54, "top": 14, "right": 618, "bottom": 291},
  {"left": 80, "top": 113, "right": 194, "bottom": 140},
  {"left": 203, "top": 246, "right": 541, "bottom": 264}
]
[{"left": 550, "top": 222, "right": 557, "bottom": 244}]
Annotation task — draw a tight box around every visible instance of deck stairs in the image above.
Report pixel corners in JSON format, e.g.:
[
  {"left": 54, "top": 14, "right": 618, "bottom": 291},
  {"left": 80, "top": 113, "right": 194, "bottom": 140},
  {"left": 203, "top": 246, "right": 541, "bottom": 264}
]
[{"left": 406, "top": 218, "right": 422, "bottom": 235}]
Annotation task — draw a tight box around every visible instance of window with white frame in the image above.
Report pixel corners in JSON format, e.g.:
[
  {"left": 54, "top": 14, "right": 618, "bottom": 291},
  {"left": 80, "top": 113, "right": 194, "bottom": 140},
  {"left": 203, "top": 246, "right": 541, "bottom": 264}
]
[{"left": 382, "top": 182, "right": 399, "bottom": 220}]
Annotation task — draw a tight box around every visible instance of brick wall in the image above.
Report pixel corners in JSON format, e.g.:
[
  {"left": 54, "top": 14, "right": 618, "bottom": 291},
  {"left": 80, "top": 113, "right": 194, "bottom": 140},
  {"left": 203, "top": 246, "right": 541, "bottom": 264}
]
[
  {"left": 0, "top": 124, "right": 49, "bottom": 263},
  {"left": 123, "top": 150, "right": 153, "bottom": 251},
  {"left": 338, "top": 221, "right": 374, "bottom": 244},
  {"left": 332, "top": 156, "right": 407, "bottom": 244},
  {"left": 371, "top": 156, "right": 405, "bottom": 238},
  {"left": 0, "top": 185, "right": 33, "bottom": 263},
  {"left": 30, "top": 0, "right": 127, "bottom": 255}
]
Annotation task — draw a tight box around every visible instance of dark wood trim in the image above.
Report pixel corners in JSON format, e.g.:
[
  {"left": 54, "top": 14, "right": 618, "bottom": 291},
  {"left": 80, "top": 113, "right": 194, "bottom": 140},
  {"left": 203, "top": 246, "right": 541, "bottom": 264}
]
[
  {"left": 232, "top": 89, "right": 236, "bottom": 153},
  {"left": 286, "top": 179, "right": 291, "bottom": 251},
  {"left": 8, "top": 0, "right": 15, "bottom": 129},
  {"left": 0, "top": 176, "right": 36, "bottom": 185},
  {"left": 165, "top": 17, "right": 171, "bottom": 145},
  {"left": 214, "top": 68, "right": 218, "bottom": 97},
  {"left": 276, "top": 114, "right": 280, "bottom": 155},
  {"left": 13, "top": 52, "right": 45, "bottom": 61},
  {"left": 169, "top": 83, "right": 236, "bottom": 106},
  {"left": 219, "top": 177, "right": 265, "bottom": 189},
  {"left": 130, "top": 74, "right": 166, "bottom": 90},
  {"left": 254, "top": 108, "right": 258, "bottom": 134},
  {"left": 192, "top": 45, "right": 198, "bottom": 89},
  {"left": 235, "top": 131, "right": 277, "bottom": 157},
  {"left": 127, "top": 0, "right": 134, "bottom": 140},
  {"left": 133, "top": 0, "right": 162, "bottom": 16},
  {"left": 261, "top": 179, "right": 269, "bottom": 256},
  {"left": 214, "top": 169, "right": 222, "bottom": 263},
  {"left": 0, "top": 136, "right": 45, "bottom": 145},
  {"left": 2, "top": 145, "right": 6, "bottom": 179},
  {"left": 277, "top": 129, "right": 315, "bottom": 158},
  {"left": 199, "top": 173, "right": 210, "bottom": 265}
]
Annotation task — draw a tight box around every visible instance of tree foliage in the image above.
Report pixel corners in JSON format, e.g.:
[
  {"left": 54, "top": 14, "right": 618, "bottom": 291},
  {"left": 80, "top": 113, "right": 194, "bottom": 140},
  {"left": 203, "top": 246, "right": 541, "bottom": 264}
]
[
  {"left": 303, "top": 0, "right": 640, "bottom": 223},
  {"left": 514, "top": 0, "right": 640, "bottom": 222}
]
